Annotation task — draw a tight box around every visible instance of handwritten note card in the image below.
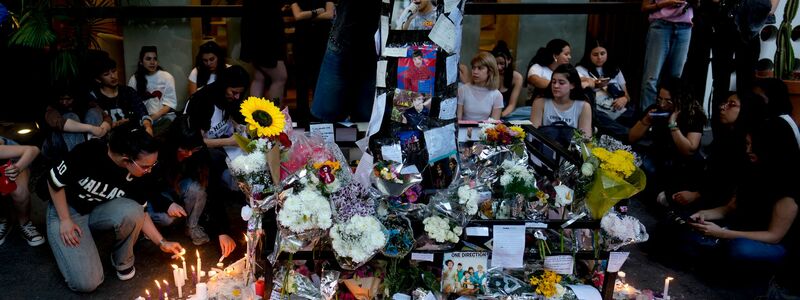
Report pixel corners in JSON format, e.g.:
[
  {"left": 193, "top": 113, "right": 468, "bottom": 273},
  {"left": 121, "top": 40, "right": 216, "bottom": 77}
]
[{"left": 491, "top": 225, "right": 525, "bottom": 268}]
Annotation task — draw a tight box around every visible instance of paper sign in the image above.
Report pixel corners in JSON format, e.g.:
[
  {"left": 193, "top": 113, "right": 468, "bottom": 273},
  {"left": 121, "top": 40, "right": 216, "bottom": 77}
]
[
  {"left": 525, "top": 222, "right": 548, "bottom": 229},
  {"left": 309, "top": 123, "right": 335, "bottom": 143},
  {"left": 491, "top": 225, "right": 525, "bottom": 268},
  {"left": 544, "top": 255, "right": 574, "bottom": 275},
  {"left": 465, "top": 227, "right": 489, "bottom": 236},
  {"left": 367, "top": 93, "right": 387, "bottom": 136},
  {"left": 424, "top": 124, "right": 457, "bottom": 163},
  {"left": 380, "top": 144, "right": 403, "bottom": 163},
  {"left": 567, "top": 284, "right": 602, "bottom": 300},
  {"left": 380, "top": 15, "right": 389, "bottom": 54},
  {"left": 384, "top": 47, "right": 408, "bottom": 57},
  {"left": 444, "top": 0, "right": 460, "bottom": 13},
  {"left": 428, "top": 16, "right": 456, "bottom": 53},
  {"left": 446, "top": 55, "right": 459, "bottom": 85},
  {"left": 400, "top": 165, "right": 420, "bottom": 175},
  {"left": 424, "top": 292, "right": 437, "bottom": 300},
  {"left": 353, "top": 153, "right": 374, "bottom": 187},
  {"left": 606, "top": 252, "right": 630, "bottom": 272},
  {"left": 411, "top": 252, "right": 435, "bottom": 262},
  {"left": 439, "top": 97, "right": 457, "bottom": 120},
  {"left": 377, "top": 60, "right": 388, "bottom": 87},
  {"left": 223, "top": 145, "right": 244, "bottom": 160}
]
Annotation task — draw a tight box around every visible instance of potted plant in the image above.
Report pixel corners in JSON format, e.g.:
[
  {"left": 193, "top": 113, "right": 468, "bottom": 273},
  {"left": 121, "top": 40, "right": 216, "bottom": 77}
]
[{"left": 775, "top": 0, "right": 800, "bottom": 98}]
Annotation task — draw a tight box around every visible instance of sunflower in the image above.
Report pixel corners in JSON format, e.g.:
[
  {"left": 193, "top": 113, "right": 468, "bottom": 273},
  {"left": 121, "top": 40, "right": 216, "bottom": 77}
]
[{"left": 240, "top": 97, "right": 285, "bottom": 138}]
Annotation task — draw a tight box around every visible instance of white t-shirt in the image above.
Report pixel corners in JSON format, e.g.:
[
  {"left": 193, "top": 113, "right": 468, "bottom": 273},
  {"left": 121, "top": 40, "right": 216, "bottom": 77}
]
[
  {"left": 527, "top": 64, "right": 553, "bottom": 82},
  {"left": 206, "top": 105, "right": 233, "bottom": 139},
  {"left": 128, "top": 70, "right": 177, "bottom": 117},
  {"left": 188, "top": 64, "right": 232, "bottom": 85},
  {"left": 457, "top": 83, "right": 504, "bottom": 121},
  {"left": 575, "top": 66, "right": 626, "bottom": 87}
]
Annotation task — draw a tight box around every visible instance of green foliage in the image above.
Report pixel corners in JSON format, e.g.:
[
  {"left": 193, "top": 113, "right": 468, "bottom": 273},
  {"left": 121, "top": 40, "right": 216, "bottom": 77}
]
[
  {"left": 384, "top": 259, "right": 440, "bottom": 296},
  {"left": 8, "top": 10, "right": 55, "bottom": 48},
  {"left": 775, "top": 0, "right": 798, "bottom": 79}
]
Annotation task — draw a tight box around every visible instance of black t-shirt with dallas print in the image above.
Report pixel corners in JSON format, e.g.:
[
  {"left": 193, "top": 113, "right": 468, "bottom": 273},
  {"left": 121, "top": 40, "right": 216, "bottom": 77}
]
[{"left": 48, "top": 139, "right": 166, "bottom": 215}]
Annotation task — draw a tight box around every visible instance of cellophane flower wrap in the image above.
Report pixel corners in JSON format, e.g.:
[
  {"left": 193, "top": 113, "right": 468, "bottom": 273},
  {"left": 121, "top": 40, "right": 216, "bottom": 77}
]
[
  {"left": 462, "top": 123, "right": 529, "bottom": 188},
  {"left": 429, "top": 180, "right": 482, "bottom": 222},
  {"left": 328, "top": 181, "right": 386, "bottom": 269},
  {"left": 577, "top": 134, "right": 646, "bottom": 219},
  {"left": 600, "top": 211, "right": 649, "bottom": 251},
  {"left": 372, "top": 160, "right": 423, "bottom": 196},
  {"left": 330, "top": 215, "right": 387, "bottom": 270},
  {"left": 417, "top": 212, "right": 463, "bottom": 250},
  {"left": 284, "top": 132, "right": 352, "bottom": 196},
  {"left": 232, "top": 97, "right": 292, "bottom": 284},
  {"left": 275, "top": 185, "right": 333, "bottom": 254},
  {"left": 381, "top": 214, "right": 415, "bottom": 258}
]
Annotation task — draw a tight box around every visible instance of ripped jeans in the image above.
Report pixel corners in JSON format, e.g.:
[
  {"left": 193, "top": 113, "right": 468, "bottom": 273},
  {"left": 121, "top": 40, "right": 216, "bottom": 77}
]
[{"left": 148, "top": 179, "right": 206, "bottom": 230}]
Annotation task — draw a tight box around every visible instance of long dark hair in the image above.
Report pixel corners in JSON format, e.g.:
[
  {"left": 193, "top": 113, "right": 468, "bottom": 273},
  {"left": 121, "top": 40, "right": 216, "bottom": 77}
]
[
  {"left": 161, "top": 116, "right": 209, "bottom": 190},
  {"left": 542, "top": 64, "right": 586, "bottom": 101},
  {"left": 659, "top": 77, "right": 707, "bottom": 129},
  {"left": 577, "top": 39, "right": 620, "bottom": 80},
  {"left": 527, "top": 39, "right": 570, "bottom": 81},
  {"left": 134, "top": 46, "right": 164, "bottom": 98},
  {"left": 491, "top": 40, "right": 515, "bottom": 90},
  {"left": 194, "top": 41, "right": 227, "bottom": 89}
]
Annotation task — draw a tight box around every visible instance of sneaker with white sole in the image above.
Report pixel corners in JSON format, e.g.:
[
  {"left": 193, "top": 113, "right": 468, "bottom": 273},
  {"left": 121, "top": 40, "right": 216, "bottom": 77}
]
[
  {"left": 0, "top": 219, "right": 8, "bottom": 246},
  {"left": 19, "top": 221, "right": 45, "bottom": 246},
  {"left": 116, "top": 265, "right": 136, "bottom": 280},
  {"left": 186, "top": 226, "right": 210, "bottom": 246}
]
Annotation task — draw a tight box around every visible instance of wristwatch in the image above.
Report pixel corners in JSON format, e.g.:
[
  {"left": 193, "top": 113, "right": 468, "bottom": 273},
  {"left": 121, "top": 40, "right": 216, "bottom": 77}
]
[{"left": 667, "top": 122, "right": 678, "bottom": 130}]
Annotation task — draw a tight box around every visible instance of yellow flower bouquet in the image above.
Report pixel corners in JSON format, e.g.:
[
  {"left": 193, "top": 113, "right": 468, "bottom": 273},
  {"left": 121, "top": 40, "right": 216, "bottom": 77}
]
[{"left": 578, "top": 135, "right": 646, "bottom": 220}]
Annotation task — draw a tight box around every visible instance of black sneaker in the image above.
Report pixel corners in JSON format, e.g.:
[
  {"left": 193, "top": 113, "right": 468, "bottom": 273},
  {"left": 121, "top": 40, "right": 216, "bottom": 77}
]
[
  {"left": 0, "top": 219, "right": 8, "bottom": 246},
  {"left": 19, "top": 220, "right": 45, "bottom": 246},
  {"left": 116, "top": 265, "right": 136, "bottom": 281}
]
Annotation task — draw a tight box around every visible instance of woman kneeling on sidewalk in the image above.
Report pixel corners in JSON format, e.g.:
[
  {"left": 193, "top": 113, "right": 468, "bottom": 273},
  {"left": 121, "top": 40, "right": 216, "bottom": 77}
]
[{"left": 46, "top": 124, "right": 183, "bottom": 292}]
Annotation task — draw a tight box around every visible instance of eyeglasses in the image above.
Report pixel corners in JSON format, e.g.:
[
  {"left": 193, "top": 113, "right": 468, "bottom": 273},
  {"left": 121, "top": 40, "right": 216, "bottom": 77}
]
[
  {"left": 128, "top": 158, "right": 158, "bottom": 172},
  {"left": 720, "top": 100, "right": 740, "bottom": 110},
  {"left": 656, "top": 96, "right": 673, "bottom": 106}
]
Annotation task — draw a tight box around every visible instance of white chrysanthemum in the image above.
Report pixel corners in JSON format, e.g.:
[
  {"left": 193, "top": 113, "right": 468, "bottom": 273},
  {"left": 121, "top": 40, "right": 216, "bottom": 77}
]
[
  {"left": 601, "top": 213, "right": 640, "bottom": 242},
  {"left": 423, "top": 216, "right": 461, "bottom": 243},
  {"left": 581, "top": 162, "right": 595, "bottom": 177},
  {"left": 457, "top": 186, "right": 479, "bottom": 215},
  {"left": 330, "top": 216, "right": 386, "bottom": 263},
  {"left": 278, "top": 188, "right": 333, "bottom": 233},
  {"left": 230, "top": 151, "right": 267, "bottom": 175}
]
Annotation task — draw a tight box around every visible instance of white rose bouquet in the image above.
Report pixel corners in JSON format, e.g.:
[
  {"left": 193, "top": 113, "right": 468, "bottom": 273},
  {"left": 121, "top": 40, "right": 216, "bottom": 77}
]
[
  {"left": 457, "top": 185, "right": 479, "bottom": 216},
  {"left": 422, "top": 215, "right": 462, "bottom": 244}
]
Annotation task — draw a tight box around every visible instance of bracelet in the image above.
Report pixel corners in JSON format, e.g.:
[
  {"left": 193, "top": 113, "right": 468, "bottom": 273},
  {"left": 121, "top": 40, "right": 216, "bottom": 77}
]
[
  {"left": 159, "top": 239, "right": 168, "bottom": 247},
  {"left": 668, "top": 122, "right": 678, "bottom": 130}
]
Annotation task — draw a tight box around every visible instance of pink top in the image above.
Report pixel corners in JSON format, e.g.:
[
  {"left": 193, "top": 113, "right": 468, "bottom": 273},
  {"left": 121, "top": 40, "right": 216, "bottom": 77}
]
[{"left": 648, "top": 0, "right": 693, "bottom": 25}]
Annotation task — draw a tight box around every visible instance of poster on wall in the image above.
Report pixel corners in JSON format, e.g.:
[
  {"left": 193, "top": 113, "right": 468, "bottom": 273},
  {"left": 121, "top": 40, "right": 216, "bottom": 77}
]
[
  {"left": 392, "top": 0, "right": 440, "bottom": 30},
  {"left": 397, "top": 46, "right": 436, "bottom": 95},
  {"left": 441, "top": 252, "right": 490, "bottom": 296}
]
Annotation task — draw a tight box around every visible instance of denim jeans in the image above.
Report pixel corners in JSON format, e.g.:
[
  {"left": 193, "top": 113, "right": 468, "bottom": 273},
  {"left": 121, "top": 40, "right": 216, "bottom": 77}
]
[
  {"left": 46, "top": 198, "right": 145, "bottom": 292},
  {"left": 43, "top": 113, "right": 87, "bottom": 159},
  {"left": 148, "top": 179, "right": 207, "bottom": 230},
  {"left": 84, "top": 107, "right": 105, "bottom": 127},
  {"left": 311, "top": 40, "right": 376, "bottom": 122},
  {"left": 640, "top": 20, "right": 692, "bottom": 111},
  {"left": 726, "top": 238, "right": 786, "bottom": 264}
]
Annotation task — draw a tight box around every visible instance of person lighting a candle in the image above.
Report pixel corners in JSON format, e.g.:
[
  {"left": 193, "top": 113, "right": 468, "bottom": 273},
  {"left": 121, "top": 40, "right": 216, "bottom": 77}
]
[{"left": 46, "top": 125, "right": 183, "bottom": 292}]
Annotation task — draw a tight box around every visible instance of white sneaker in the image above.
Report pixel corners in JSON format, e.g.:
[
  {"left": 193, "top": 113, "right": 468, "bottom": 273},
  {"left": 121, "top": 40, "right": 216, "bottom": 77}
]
[{"left": 0, "top": 219, "right": 8, "bottom": 246}]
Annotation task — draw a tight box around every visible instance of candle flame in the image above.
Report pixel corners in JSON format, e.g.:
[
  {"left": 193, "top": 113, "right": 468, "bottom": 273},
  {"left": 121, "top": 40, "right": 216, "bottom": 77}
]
[
  {"left": 163, "top": 279, "right": 169, "bottom": 285},
  {"left": 196, "top": 249, "right": 200, "bottom": 257},
  {"left": 180, "top": 248, "right": 186, "bottom": 255},
  {"left": 146, "top": 289, "right": 150, "bottom": 296},
  {"left": 172, "top": 264, "right": 179, "bottom": 269},
  {"left": 618, "top": 271, "right": 626, "bottom": 278},
  {"left": 666, "top": 277, "right": 674, "bottom": 281},
  {"left": 155, "top": 280, "right": 161, "bottom": 288},
  {"left": 192, "top": 265, "right": 196, "bottom": 271},
  {"left": 244, "top": 233, "right": 248, "bottom": 242}
]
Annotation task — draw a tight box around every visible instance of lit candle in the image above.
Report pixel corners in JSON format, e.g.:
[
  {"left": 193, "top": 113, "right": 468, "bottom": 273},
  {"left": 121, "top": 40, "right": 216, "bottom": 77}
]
[
  {"left": 135, "top": 297, "right": 145, "bottom": 300},
  {"left": 172, "top": 265, "right": 184, "bottom": 299},
  {"left": 145, "top": 289, "right": 151, "bottom": 300},
  {"left": 663, "top": 277, "right": 673, "bottom": 299},
  {"left": 163, "top": 279, "right": 170, "bottom": 296},
  {"left": 208, "top": 270, "right": 217, "bottom": 277},
  {"left": 196, "top": 249, "right": 202, "bottom": 279},
  {"left": 191, "top": 265, "right": 198, "bottom": 286},
  {"left": 164, "top": 292, "right": 169, "bottom": 300},
  {"left": 181, "top": 256, "right": 188, "bottom": 284},
  {"left": 154, "top": 280, "right": 161, "bottom": 299}
]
